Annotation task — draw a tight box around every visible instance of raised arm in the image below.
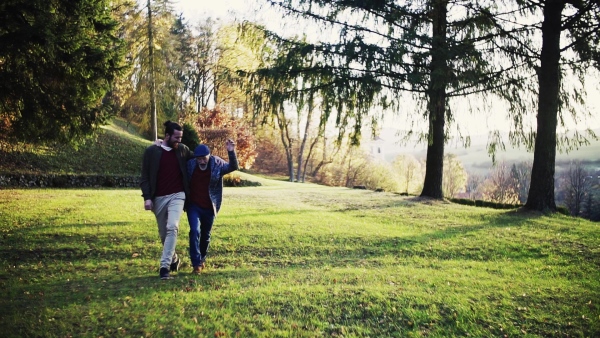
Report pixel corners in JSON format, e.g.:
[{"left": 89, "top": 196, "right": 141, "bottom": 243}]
[{"left": 222, "top": 139, "right": 239, "bottom": 175}]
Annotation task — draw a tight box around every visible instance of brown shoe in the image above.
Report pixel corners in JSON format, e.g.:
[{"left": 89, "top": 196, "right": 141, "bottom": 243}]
[{"left": 192, "top": 265, "right": 203, "bottom": 274}]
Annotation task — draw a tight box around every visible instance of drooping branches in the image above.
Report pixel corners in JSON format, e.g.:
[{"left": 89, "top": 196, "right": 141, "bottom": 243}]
[{"left": 251, "top": 0, "right": 521, "bottom": 197}]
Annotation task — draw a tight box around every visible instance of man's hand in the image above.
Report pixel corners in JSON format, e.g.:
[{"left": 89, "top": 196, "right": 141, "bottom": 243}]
[
  {"left": 154, "top": 139, "right": 163, "bottom": 147},
  {"left": 144, "top": 199, "right": 153, "bottom": 210},
  {"left": 226, "top": 138, "right": 235, "bottom": 151}
]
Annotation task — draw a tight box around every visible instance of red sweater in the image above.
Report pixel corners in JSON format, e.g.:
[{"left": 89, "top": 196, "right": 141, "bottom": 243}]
[
  {"left": 155, "top": 149, "right": 184, "bottom": 197},
  {"left": 190, "top": 166, "right": 212, "bottom": 209}
]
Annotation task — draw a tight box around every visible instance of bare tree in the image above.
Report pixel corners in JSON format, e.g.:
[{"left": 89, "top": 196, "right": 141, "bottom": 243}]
[
  {"left": 466, "top": 173, "right": 484, "bottom": 200},
  {"left": 482, "top": 162, "right": 519, "bottom": 204},
  {"left": 146, "top": 0, "right": 157, "bottom": 139},
  {"left": 393, "top": 154, "right": 423, "bottom": 195},
  {"left": 561, "top": 161, "right": 590, "bottom": 217},
  {"left": 310, "top": 136, "right": 333, "bottom": 178},
  {"left": 511, "top": 161, "right": 532, "bottom": 204},
  {"left": 442, "top": 154, "right": 467, "bottom": 198}
]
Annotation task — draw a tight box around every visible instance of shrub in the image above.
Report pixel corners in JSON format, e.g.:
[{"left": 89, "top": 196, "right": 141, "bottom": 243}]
[
  {"left": 181, "top": 123, "right": 200, "bottom": 151},
  {"left": 223, "top": 173, "right": 262, "bottom": 187},
  {"left": 451, "top": 198, "right": 520, "bottom": 210},
  {"left": 358, "top": 161, "right": 400, "bottom": 192},
  {"left": 450, "top": 198, "right": 476, "bottom": 206},
  {"left": 556, "top": 206, "right": 570, "bottom": 216}
]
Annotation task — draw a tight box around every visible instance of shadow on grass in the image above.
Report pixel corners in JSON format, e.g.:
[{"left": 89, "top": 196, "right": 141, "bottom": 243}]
[
  {"left": 0, "top": 263, "right": 269, "bottom": 336},
  {"left": 1, "top": 207, "right": 578, "bottom": 273},
  {"left": 214, "top": 210, "right": 566, "bottom": 267},
  {"left": 0, "top": 225, "right": 158, "bottom": 265}
]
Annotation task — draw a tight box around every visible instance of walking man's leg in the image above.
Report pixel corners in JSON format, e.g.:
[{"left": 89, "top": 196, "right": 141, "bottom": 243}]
[
  {"left": 154, "top": 192, "right": 185, "bottom": 279},
  {"left": 187, "top": 203, "right": 202, "bottom": 273},
  {"left": 198, "top": 207, "right": 215, "bottom": 267}
]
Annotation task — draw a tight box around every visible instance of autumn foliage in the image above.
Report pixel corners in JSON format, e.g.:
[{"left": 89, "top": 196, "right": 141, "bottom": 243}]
[
  {"left": 183, "top": 107, "right": 256, "bottom": 169},
  {"left": 252, "top": 130, "right": 289, "bottom": 175}
]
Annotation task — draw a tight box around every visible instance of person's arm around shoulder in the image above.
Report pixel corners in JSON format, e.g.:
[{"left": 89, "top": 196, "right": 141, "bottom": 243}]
[
  {"left": 182, "top": 143, "right": 194, "bottom": 161},
  {"left": 186, "top": 156, "right": 196, "bottom": 180}
]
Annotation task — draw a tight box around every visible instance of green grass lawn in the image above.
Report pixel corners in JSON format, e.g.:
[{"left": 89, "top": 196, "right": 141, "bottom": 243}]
[{"left": 1, "top": 179, "right": 599, "bottom": 337}]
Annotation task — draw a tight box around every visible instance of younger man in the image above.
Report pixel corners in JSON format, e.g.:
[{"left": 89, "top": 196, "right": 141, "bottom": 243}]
[{"left": 140, "top": 121, "right": 192, "bottom": 279}]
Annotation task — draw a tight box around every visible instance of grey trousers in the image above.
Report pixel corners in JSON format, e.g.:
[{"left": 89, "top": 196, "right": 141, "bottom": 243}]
[{"left": 153, "top": 192, "right": 185, "bottom": 269}]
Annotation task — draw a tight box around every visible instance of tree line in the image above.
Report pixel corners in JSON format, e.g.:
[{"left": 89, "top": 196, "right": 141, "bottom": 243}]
[{"left": 1, "top": 0, "right": 598, "bottom": 215}]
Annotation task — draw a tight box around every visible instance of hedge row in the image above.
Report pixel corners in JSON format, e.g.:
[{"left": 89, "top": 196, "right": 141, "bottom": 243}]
[
  {"left": 0, "top": 173, "right": 260, "bottom": 188},
  {"left": 450, "top": 197, "right": 570, "bottom": 215},
  {"left": 0, "top": 173, "right": 139, "bottom": 188}
]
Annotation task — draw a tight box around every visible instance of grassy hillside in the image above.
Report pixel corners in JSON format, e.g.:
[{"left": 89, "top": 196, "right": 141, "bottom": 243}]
[
  {"left": 0, "top": 118, "right": 150, "bottom": 176},
  {"left": 1, "top": 182, "right": 598, "bottom": 337}
]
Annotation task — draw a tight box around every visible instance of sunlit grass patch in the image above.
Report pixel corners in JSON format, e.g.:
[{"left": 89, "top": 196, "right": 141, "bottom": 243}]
[{"left": 1, "top": 180, "right": 599, "bottom": 337}]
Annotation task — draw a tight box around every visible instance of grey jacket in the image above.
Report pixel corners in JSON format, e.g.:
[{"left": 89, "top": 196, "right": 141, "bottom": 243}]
[
  {"left": 186, "top": 150, "right": 239, "bottom": 215},
  {"left": 140, "top": 144, "right": 192, "bottom": 201}
]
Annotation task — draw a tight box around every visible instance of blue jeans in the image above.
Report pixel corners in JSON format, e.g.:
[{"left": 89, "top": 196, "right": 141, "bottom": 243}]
[{"left": 187, "top": 203, "right": 215, "bottom": 267}]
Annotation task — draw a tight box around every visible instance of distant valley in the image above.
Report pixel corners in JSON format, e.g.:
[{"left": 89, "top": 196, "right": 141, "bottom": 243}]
[{"left": 368, "top": 128, "right": 600, "bottom": 175}]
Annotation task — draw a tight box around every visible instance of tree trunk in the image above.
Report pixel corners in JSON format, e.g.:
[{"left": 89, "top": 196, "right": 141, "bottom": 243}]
[
  {"left": 311, "top": 134, "right": 328, "bottom": 177},
  {"left": 420, "top": 0, "right": 448, "bottom": 199},
  {"left": 525, "top": 0, "right": 564, "bottom": 212},
  {"left": 275, "top": 108, "right": 294, "bottom": 182},
  {"left": 147, "top": 0, "right": 157, "bottom": 140},
  {"left": 296, "top": 103, "right": 313, "bottom": 182},
  {"left": 200, "top": 68, "right": 207, "bottom": 108},
  {"left": 213, "top": 69, "right": 219, "bottom": 106},
  {"left": 302, "top": 133, "right": 321, "bottom": 182}
]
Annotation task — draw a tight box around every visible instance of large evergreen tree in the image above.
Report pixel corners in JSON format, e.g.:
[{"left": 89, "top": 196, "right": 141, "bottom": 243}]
[
  {"left": 0, "top": 0, "right": 126, "bottom": 143},
  {"left": 259, "top": 0, "right": 512, "bottom": 198},
  {"left": 492, "top": 0, "right": 600, "bottom": 212},
  {"left": 527, "top": 0, "right": 599, "bottom": 212}
]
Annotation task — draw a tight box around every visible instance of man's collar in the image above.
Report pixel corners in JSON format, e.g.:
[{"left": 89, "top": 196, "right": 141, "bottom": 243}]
[{"left": 161, "top": 144, "right": 172, "bottom": 151}]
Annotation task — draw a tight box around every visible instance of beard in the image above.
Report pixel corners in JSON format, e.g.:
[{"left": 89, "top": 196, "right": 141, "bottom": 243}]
[
  {"left": 168, "top": 139, "right": 179, "bottom": 149},
  {"left": 198, "top": 163, "right": 208, "bottom": 171}
]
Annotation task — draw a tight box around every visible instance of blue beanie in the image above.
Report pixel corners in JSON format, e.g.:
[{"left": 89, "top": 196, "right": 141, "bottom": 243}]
[{"left": 194, "top": 144, "right": 210, "bottom": 157}]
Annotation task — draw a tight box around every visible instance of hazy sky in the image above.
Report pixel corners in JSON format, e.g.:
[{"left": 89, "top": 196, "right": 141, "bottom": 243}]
[
  {"left": 172, "top": 0, "right": 600, "bottom": 135},
  {"left": 173, "top": 0, "right": 259, "bottom": 22}
]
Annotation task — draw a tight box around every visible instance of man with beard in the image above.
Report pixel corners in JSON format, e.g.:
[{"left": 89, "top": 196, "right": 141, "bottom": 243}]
[
  {"left": 186, "top": 140, "right": 238, "bottom": 274},
  {"left": 140, "top": 120, "right": 192, "bottom": 280}
]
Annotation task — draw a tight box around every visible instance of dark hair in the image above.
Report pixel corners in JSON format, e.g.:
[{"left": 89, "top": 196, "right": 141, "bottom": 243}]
[{"left": 163, "top": 120, "right": 182, "bottom": 137}]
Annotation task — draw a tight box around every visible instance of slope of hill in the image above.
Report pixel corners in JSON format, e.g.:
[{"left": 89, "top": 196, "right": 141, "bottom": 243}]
[
  {"left": 0, "top": 118, "right": 150, "bottom": 176},
  {"left": 0, "top": 118, "right": 266, "bottom": 188}
]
